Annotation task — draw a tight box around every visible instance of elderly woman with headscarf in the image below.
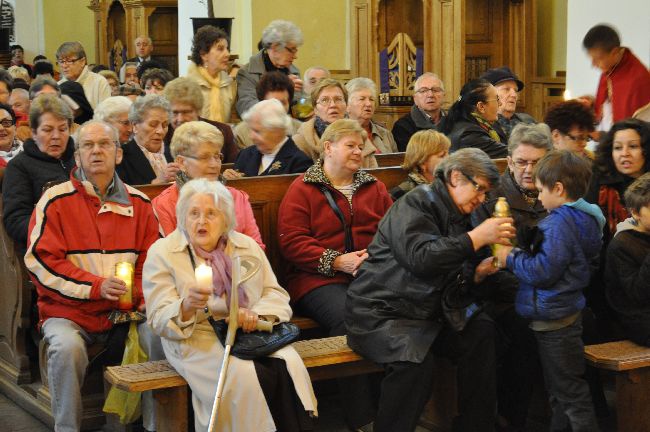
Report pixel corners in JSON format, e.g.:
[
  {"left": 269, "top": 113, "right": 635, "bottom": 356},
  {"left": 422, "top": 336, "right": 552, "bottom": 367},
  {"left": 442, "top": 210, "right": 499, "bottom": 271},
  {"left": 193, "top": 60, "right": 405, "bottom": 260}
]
[
  {"left": 162, "top": 77, "right": 239, "bottom": 163},
  {"left": 152, "top": 120, "right": 263, "bottom": 249},
  {"left": 116, "top": 94, "right": 180, "bottom": 185},
  {"left": 93, "top": 96, "right": 133, "bottom": 145},
  {"left": 143, "top": 178, "right": 317, "bottom": 432},
  {"left": 279, "top": 119, "right": 392, "bottom": 430},
  {"left": 346, "top": 148, "right": 514, "bottom": 432},
  {"left": 222, "top": 99, "right": 312, "bottom": 179},
  {"left": 2, "top": 95, "right": 75, "bottom": 252},
  {"left": 293, "top": 79, "right": 378, "bottom": 168},
  {"left": 443, "top": 78, "right": 508, "bottom": 158},
  {"left": 236, "top": 20, "right": 304, "bottom": 117},
  {"left": 185, "top": 25, "right": 236, "bottom": 124},
  {"left": 390, "top": 129, "right": 450, "bottom": 200},
  {"left": 345, "top": 77, "right": 397, "bottom": 154}
]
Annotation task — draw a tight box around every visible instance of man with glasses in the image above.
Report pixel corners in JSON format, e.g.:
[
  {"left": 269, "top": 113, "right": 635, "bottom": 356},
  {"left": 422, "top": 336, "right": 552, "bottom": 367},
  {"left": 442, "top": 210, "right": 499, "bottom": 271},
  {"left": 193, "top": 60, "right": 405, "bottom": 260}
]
[
  {"left": 56, "top": 41, "right": 111, "bottom": 110},
  {"left": 392, "top": 72, "right": 447, "bottom": 151},
  {"left": 544, "top": 100, "right": 596, "bottom": 159},
  {"left": 480, "top": 66, "right": 536, "bottom": 140},
  {"left": 23, "top": 120, "right": 160, "bottom": 432},
  {"left": 236, "top": 20, "right": 304, "bottom": 116}
]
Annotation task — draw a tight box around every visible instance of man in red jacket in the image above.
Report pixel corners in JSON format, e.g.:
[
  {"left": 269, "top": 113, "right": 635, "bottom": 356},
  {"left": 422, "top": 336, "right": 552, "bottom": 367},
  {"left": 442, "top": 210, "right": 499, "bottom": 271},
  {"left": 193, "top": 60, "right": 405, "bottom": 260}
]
[
  {"left": 24, "top": 120, "right": 160, "bottom": 432},
  {"left": 583, "top": 24, "right": 650, "bottom": 131}
]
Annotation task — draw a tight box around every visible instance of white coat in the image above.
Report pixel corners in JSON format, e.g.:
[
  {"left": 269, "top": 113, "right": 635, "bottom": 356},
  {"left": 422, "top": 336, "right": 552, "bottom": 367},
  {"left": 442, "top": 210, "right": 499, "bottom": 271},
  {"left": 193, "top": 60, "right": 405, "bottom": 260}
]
[{"left": 143, "top": 229, "right": 317, "bottom": 432}]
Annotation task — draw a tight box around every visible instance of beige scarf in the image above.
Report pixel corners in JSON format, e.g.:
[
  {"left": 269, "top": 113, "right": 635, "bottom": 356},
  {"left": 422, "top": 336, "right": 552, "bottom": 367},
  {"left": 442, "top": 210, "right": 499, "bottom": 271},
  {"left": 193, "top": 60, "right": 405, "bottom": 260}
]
[{"left": 198, "top": 66, "right": 223, "bottom": 122}]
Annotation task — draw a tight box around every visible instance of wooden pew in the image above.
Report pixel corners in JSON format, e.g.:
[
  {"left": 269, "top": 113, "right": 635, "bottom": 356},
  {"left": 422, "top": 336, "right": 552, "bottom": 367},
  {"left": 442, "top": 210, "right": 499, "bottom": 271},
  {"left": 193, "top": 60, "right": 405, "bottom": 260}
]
[
  {"left": 375, "top": 152, "right": 404, "bottom": 167},
  {"left": 585, "top": 340, "right": 650, "bottom": 431}
]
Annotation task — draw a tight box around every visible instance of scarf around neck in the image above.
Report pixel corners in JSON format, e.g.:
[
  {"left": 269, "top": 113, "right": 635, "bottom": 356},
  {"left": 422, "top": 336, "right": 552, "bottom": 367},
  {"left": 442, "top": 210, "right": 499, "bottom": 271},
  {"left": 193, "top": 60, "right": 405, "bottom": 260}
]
[
  {"left": 314, "top": 116, "right": 330, "bottom": 137},
  {"left": 193, "top": 237, "right": 249, "bottom": 309},
  {"left": 197, "top": 66, "right": 224, "bottom": 122},
  {"left": 471, "top": 111, "right": 502, "bottom": 143}
]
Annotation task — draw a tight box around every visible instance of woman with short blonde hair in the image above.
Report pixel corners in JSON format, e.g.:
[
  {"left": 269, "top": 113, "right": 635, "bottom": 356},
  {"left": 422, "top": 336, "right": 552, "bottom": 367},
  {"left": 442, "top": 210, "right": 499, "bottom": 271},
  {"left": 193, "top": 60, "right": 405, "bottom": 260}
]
[{"left": 391, "top": 130, "right": 450, "bottom": 200}]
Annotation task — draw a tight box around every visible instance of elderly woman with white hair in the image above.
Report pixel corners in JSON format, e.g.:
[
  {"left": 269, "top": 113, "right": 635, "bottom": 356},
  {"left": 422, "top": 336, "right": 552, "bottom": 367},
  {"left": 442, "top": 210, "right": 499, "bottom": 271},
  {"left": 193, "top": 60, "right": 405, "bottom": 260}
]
[
  {"left": 236, "top": 20, "right": 304, "bottom": 116},
  {"left": 144, "top": 178, "right": 317, "bottom": 432},
  {"left": 117, "top": 94, "right": 181, "bottom": 185},
  {"left": 152, "top": 120, "right": 264, "bottom": 249},
  {"left": 345, "top": 77, "right": 398, "bottom": 154},
  {"left": 93, "top": 96, "right": 133, "bottom": 144},
  {"left": 223, "top": 99, "right": 312, "bottom": 179}
]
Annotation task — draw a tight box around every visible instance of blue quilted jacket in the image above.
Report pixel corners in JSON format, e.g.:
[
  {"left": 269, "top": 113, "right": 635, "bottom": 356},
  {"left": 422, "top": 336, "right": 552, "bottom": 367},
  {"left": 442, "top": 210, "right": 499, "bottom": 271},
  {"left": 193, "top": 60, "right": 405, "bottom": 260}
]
[{"left": 507, "top": 199, "right": 605, "bottom": 321}]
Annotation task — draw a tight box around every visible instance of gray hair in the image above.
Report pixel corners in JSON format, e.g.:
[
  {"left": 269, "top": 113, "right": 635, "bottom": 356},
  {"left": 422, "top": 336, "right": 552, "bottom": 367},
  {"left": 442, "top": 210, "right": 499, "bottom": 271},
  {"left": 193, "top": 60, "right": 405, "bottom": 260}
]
[
  {"left": 29, "top": 94, "right": 73, "bottom": 130},
  {"left": 135, "top": 35, "right": 153, "bottom": 45},
  {"left": 261, "top": 20, "right": 304, "bottom": 49},
  {"left": 345, "top": 77, "right": 377, "bottom": 101},
  {"left": 94, "top": 96, "right": 133, "bottom": 122},
  {"left": 508, "top": 123, "right": 552, "bottom": 155},
  {"left": 176, "top": 178, "right": 236, "bottom": 239},
  {"left": 73, "top": 120, "right": 120, "bottom": 150},
  {"left": 8, "top": 66, "right": 30, "bottom": 83},
  {"left": 10, "top": 88, "right": 29, "bottom": 102},
  {"left": 435, "top": 148, "right": 499, "bottom": 187},
  {"left": 123, "top": 62, "right": 139, "bottom": 71},
  {"left": 414, "top": 72, "right": 444, "bottom": 92},
  {"left": 56, "top": 42, "right": 86, "bottom": 61},
  {"left": 29, "top": 76, "right": 61, "bottom": 99},
  {"left": 304, "top": 66, "right": 330, "bottom": 82},
  {"left": 171, "top": 121, "right": 224, "bottom": 159},
  {"left": 128, "top": 94, "right": 171, "bottom": 124},
  {"left": 242, "top": 99, "right": 292, "bottom": 134}
]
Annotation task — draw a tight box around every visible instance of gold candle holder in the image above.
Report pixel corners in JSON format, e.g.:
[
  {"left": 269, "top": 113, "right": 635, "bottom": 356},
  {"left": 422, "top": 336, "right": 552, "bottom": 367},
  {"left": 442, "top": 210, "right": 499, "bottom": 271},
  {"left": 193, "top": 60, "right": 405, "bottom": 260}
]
[{"left": 115, "top": 261, "right": 134, "bottom": 310}]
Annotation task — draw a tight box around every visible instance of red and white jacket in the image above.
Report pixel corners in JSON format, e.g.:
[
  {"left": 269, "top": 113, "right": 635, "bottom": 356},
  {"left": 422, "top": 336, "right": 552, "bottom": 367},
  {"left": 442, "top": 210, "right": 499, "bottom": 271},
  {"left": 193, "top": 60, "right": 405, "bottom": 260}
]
[{"left": 25, "top": 171, "right": 160, "bottom": 333}]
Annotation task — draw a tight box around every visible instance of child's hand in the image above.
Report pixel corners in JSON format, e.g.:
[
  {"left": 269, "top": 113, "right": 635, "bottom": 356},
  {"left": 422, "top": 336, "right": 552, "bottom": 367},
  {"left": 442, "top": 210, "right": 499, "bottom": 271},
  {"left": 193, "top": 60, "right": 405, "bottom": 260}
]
[
  {"left": 495, "top": 245, "right": 514, "bottom": 268},
  {"left": 474, "top": 256, "right": 500, "bottom": 283}
]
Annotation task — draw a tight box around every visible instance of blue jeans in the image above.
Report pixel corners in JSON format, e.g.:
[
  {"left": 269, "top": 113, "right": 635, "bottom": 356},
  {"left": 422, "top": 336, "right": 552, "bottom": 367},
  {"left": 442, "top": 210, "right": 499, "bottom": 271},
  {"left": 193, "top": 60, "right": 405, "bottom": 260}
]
[{"left": 535, "top": 315, "right": 599, "bottom": 432}]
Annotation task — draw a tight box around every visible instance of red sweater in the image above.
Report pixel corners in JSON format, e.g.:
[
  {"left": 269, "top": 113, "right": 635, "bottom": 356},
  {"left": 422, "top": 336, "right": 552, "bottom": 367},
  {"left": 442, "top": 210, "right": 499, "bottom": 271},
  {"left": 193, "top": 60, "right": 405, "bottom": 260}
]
[
  {"left": 25, "top": 173, "right": 160, "bottom": 333},
  {"left": 595, "top": 48, "right": 650, "bottom": 122},
  {"left": 278, "top": 165, "right": 393, "bottom": 302}
]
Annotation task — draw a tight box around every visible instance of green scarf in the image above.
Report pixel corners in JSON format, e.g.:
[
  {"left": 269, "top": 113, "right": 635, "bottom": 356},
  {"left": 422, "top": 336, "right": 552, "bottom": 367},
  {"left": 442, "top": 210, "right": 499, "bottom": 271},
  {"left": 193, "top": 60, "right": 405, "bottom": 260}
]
[{"left": 471, "top": 112, "right": 502, "bottom": 143}]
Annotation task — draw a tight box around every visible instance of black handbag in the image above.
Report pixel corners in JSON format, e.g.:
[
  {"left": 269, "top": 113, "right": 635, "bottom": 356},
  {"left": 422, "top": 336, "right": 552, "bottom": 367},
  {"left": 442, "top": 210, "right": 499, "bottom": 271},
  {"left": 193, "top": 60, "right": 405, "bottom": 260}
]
[
  {"left": 441, "top": 272, "right": 483, "bottom": 332},
  {"left": 208, "top": 318, "right": 300, "bottom": 360}
]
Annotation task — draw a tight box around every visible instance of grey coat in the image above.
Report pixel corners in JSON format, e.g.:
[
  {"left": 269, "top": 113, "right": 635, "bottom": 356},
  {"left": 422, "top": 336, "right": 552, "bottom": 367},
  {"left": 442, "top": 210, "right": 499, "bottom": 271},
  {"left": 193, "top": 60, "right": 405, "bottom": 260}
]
[{"left": 345, "top": 179, "right": 477, "bottom": 364}]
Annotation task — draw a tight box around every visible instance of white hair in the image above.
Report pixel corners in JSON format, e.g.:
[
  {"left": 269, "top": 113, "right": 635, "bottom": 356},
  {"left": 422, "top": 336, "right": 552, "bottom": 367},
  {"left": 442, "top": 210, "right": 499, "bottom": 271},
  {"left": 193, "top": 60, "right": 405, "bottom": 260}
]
[
  {"left": 261, "top": 20, "right": 303, "bottom": 48},
  {"left": 414, "top": 72, "right": 444, "bottom": 92},
  {"left": 345, "top": 77, "right": 377, "bottom": 100},
  {"left": 242, "top": 99, "right": 292, "bottom": 134},
  {"left": 303, "top": 66, "right": 330, "bottom": 82},
  {"left": 176, "top": 179, "right": 236, "bottom": 238},
  {"left": 73, "top": 120, "right": 120, "bottom": 150},
  {"left": 10, "top": 88, "right": 29, "bottom": 101},
  {"left": 94, "top": 96, "right": 133, "bottom": 122}
]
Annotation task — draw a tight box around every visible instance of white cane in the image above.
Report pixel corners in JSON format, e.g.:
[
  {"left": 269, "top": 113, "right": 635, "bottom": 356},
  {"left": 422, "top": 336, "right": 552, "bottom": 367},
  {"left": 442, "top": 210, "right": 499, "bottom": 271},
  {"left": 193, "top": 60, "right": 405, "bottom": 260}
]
[{"left": 206, "top": 255, "right": 272, "bottom": 431}]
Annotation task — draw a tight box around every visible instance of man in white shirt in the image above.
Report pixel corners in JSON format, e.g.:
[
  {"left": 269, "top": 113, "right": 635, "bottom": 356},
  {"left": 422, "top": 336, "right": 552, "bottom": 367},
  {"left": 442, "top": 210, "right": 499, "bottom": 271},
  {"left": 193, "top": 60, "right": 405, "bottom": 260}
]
[{"left": 56, "top": 42, "right": 111, "bottom": 110}]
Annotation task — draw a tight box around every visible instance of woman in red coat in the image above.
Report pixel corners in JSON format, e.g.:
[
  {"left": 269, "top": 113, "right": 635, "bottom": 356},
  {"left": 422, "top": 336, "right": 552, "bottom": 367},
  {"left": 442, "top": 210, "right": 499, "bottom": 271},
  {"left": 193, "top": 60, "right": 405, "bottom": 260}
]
[{"left": 278, "top": 118, "right": 392, "bottom": 430}]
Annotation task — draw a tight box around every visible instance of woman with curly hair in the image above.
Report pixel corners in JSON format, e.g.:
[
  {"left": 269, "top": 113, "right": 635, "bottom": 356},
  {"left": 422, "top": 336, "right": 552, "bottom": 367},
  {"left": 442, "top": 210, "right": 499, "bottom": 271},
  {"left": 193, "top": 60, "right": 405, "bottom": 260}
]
[
  {"left": 186, "top": 25, "right": 236, "bottom": 123},
  {"left": 544, "top": 100, "right": 596, "bottom": 159}
]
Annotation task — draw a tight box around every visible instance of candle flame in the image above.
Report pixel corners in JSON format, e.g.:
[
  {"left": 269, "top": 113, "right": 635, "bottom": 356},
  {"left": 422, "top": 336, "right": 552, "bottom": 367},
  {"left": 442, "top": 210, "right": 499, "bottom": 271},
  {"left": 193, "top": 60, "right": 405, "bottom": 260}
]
[{"left": 563, "top": 90, "right": 571, "bottom": 101}]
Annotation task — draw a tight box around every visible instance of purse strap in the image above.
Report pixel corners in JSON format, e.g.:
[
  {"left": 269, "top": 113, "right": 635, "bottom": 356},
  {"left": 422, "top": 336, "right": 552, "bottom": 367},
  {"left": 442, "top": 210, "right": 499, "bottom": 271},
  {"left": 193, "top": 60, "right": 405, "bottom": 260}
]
[{"left": 320, "top": 186, "right": 354, "bottom": 253}]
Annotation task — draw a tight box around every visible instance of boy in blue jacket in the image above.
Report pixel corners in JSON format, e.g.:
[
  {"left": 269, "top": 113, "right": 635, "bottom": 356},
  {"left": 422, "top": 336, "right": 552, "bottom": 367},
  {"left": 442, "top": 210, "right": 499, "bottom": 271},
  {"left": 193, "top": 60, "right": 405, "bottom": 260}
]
[{"left": 495, "top": 150, "right": 605, "bottom": 432}]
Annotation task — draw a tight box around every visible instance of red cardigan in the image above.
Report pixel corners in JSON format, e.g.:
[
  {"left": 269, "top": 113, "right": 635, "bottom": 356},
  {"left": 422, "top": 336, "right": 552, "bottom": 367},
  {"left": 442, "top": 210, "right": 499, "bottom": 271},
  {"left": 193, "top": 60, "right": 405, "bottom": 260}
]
[
  {"left": 595, "top": 48, "right": 650, "bottom": 122},
  {"left": 278, "top": 165, "right": 393, "bottom": 302}
]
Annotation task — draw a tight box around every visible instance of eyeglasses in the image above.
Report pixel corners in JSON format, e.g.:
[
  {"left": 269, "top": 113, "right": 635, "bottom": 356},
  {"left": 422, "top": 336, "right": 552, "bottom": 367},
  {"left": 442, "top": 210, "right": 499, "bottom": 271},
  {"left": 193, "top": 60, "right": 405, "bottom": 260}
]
[
  {"left": 284, "top": 46, "right": 298, "bottom": 55},
  {"left": 512, "top": 159, "right": 539, "bottom": 170},
  {"left": 0, "top": 119, "right": 15, "bottom": 128},
  {"left": 563, "top": 132, "right": 589, "bottom": 143},
  {"left": 57, "top": 57, "right": 82, "bottom": 66},
  {"left": 317, "top": 97, "right": 346, "bottom": 106},
  {"left": 483, "top": 97, "right": 500, "bottom": 104},
  {"left": 78, "top": 141, "right": 117, "bottom": 151},
  {"left": 415, "top": 87, "right": 444, "bottom": 95},
  {"left": 461, "top": 172, "right": 488, "bottom": 194},
  {"left": 184, "top": 152, "right": 224, "bottom": 163}
]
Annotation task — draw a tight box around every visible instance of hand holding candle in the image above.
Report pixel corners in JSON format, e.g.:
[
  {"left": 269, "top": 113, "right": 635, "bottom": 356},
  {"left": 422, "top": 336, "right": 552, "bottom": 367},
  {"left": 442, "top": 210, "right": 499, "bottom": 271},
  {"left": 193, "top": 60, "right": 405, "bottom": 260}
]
[{"left": 114, "top": 262, "right": 134, "bottom": 310}]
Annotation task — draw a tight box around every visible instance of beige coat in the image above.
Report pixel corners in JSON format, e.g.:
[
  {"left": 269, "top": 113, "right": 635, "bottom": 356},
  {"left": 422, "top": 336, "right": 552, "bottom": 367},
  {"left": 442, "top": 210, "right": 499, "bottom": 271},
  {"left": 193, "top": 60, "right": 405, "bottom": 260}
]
[
  {"left": 292, "top": 118, "right": 378, "bottom": 168},
  {"left": 186, "top": 62, "right": 236, "bottom": 124},
  {"left": 143, "top": 229, "right": 317, "bottom": 432},
  {"left": 370, "top": 120, "right": 399, "bottom": 154}
]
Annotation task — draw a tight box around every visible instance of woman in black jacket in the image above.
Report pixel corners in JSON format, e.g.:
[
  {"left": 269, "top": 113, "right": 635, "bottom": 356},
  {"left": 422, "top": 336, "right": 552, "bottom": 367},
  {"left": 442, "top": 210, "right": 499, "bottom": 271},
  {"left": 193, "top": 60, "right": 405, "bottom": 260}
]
[
  {"left": 345, "top": 148, "right": 515, "bottom": 431},
  {"left": 443, "top": 78, "right": 508, "bottom": 158}
]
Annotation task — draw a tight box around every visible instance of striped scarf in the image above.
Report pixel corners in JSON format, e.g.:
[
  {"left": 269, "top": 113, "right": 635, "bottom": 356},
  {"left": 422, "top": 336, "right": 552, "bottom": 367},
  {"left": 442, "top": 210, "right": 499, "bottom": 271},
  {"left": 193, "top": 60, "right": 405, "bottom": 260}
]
[{"left": 471, "top": 112, "right": 502, "bottom": 143}]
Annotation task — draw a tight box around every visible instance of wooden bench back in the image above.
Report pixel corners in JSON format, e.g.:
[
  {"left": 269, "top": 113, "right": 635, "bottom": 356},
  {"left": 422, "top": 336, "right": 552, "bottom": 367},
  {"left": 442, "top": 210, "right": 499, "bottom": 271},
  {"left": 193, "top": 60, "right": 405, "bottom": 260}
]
[{"left": 375, "top": 152, "right": 404, "bottom": 167}]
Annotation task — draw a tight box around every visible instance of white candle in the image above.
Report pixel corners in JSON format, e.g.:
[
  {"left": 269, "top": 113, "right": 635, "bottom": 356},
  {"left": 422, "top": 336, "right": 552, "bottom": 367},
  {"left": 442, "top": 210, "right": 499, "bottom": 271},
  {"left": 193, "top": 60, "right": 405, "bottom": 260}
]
[
  {"left": 195, "top": 264, "right": 213, "bottom": 291},
  {"left": 563, "top": 89, "right": 571, "bottom": 101}
]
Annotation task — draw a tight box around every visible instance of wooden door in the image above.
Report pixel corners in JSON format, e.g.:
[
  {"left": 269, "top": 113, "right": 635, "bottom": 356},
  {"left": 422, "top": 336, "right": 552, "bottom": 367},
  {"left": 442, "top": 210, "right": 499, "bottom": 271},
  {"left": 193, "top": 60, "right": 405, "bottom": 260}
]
[
  {"left": 148, "top": 7, "right": 178, "bottom": 76},
  {"left": 464, "top": 0, "right": 506, "bottom": 81}
]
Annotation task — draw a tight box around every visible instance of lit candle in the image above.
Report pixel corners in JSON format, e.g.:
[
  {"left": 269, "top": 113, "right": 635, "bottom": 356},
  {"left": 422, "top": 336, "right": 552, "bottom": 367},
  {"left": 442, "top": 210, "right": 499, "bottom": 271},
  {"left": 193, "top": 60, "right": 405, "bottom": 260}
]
[
  {"left": 115, "top": 262, "right": 134, "bottom": 310},
  {"left": 195, "top": 264, "right": 213, "bottom": 291},
  {"left": 563, "top": 89, "right": 571, "bottom": 101}
]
